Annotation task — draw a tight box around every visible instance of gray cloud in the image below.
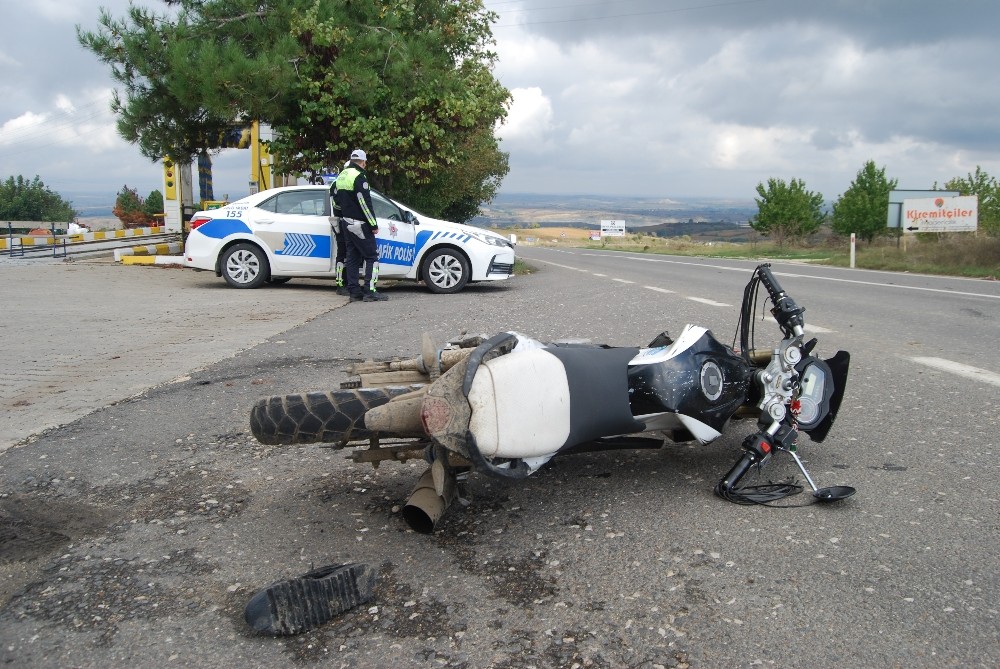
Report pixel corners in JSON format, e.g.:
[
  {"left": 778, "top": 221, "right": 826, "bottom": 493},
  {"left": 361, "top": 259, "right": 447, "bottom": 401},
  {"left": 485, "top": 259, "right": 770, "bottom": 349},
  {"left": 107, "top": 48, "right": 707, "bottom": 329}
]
[
  {"left": 1, "top": 0, "right": 998, "bottom": 208},
  {"left": 491, "top": 0, "right": 1000, "bottom": 196},
  {"left": 499, "top": 0, "right": 999, "bottom": 48}
]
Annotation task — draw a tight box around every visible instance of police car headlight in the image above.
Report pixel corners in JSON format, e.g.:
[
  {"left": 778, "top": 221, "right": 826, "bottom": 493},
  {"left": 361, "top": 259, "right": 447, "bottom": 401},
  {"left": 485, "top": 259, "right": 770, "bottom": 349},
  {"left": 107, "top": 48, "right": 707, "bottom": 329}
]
[{"left": 468, "top": 230, "right": 513, "bottom": 248}]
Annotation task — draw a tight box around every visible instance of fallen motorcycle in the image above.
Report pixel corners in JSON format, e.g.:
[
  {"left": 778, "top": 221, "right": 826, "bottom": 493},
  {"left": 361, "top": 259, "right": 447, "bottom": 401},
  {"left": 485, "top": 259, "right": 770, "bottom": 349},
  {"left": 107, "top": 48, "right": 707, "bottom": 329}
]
[{"left": 250, "top": 264, "right": 854, "bottom": 533}]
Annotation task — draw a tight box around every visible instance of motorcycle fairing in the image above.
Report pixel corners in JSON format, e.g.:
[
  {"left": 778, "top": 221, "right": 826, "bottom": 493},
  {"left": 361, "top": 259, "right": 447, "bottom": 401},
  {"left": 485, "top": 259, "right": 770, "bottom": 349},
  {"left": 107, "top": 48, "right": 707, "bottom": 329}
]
[
  {"left": 633, "top": 410, "right": 722, "bottom": 444},
  {"left": 629, "top": 324, "right": 710, "bottom": 365},
  {"left": 466, "top": 344, "right": 643, "bottom": 460},
  {"left": 627, "top": 324, "right": 752, "bottom": 438}
]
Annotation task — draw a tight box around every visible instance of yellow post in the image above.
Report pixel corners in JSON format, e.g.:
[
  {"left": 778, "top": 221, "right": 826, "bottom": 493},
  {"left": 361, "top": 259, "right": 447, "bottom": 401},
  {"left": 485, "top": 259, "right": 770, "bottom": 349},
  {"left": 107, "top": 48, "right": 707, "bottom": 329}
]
[
  {"left": 249, "top": 121, "right": 261, "bottom": 194},
  {"left": 249, "top": 121, "right": 275, "bottom": 193},
  {"left": 162, "top": 156, "right": 191, "bottom": 234},
  {"left": 260, "top": 133, "right": 273, "bottom": 190}
]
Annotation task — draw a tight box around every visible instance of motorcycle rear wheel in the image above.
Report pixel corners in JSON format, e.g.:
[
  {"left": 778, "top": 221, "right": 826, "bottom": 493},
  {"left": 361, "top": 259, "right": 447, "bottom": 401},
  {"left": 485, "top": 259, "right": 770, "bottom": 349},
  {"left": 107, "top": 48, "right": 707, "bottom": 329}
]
[{"left": 250, "top": 386, "right": 422, "bottom": 445}]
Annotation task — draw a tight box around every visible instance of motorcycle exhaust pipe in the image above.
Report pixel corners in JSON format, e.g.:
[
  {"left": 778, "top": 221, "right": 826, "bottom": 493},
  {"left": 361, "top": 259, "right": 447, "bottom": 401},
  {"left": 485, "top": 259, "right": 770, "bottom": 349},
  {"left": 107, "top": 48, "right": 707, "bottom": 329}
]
[{"left": 402, "top": 468, "right": 455, "bottom": 534}]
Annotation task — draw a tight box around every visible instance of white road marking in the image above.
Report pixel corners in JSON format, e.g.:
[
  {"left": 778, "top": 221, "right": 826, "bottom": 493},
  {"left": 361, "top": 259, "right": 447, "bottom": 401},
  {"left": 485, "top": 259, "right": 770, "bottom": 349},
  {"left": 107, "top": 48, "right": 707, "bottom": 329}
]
[
  {"left": 645, "top": 286, "right": 675, "bottom": 294},
  {"left": 530, "top": 252, "right": 997, "bottom": 306},
  {"left": 612, "top": 278, "right": 635, "bottom": 284},
  {"left": 537, "top": 260, "right": 589, "bottom": 272},
  {"left": 571, "top": 252, "right": 1000, "bottom": 299},
  {"left": 593, "top": 273, "right": 607, "bottom": 277},
  {"left": 766, "top": 316, "right": 835, "bottom": 333},
  {"left": 687, "top": 297, "right": 731, "bottom": 307},
  {"left": 909, "top": 357, "right": 1000, "bottom": 388},
  {"left": 768, "top": 270, "right": 1000, "bottom": 300}
]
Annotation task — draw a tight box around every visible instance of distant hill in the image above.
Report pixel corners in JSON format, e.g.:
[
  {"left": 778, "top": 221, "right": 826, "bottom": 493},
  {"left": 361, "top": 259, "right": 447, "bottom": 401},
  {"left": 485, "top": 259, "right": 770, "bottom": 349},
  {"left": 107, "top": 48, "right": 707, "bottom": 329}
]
[
  {"left": 472, "top": 192, "right": 758, "bottom": 240},
  {"left": 66, "top": 189, "right": 763, "bottom": 240},
  {"left": 65, "top": 191, "right": 117, "bottom": 218}
]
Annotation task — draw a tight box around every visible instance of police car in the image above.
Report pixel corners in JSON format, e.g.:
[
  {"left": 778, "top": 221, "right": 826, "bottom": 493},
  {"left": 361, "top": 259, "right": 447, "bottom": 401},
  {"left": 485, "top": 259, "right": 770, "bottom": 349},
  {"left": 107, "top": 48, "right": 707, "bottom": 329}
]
[{"left": 183, "top": 185, "right": 515, "bottom": 293}]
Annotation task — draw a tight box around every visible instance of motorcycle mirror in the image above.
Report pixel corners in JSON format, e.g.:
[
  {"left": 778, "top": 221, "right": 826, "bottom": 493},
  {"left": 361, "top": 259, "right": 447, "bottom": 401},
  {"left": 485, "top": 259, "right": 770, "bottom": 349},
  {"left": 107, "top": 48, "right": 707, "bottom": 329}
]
[{"left": 812, "top": 485, "right": 856, "bottom": 502}]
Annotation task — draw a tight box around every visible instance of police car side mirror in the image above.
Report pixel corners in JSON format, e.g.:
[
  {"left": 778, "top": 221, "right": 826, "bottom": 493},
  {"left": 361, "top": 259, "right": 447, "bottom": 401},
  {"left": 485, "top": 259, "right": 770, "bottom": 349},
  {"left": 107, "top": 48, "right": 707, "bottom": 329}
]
[{"left": 403, "top": 210, "right": 418, "bottom": 225}]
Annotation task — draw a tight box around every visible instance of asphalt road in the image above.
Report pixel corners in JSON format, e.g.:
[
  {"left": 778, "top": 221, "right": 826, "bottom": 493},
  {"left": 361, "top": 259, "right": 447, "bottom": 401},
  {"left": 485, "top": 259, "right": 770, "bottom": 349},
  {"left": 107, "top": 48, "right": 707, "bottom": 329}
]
[
  {"left": 0, "top": 255, "right": 337, "bottom": 452},
  {"left": 1, "top": 248, "right": 998, "bottom": 668}
]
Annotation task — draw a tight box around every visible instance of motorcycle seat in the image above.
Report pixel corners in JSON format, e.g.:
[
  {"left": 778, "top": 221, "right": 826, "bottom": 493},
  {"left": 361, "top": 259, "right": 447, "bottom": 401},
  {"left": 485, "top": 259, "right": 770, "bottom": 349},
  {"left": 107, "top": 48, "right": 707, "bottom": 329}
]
[{"left": 467, "top": 345, "right": 642, "bottom": 459}]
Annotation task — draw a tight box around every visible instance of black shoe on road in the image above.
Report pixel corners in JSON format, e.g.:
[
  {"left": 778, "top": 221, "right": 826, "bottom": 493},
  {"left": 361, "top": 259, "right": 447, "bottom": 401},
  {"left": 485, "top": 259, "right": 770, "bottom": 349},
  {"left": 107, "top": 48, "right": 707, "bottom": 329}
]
[
  {"left": 349, "top": 294, "right": 365, "bottom": 303},
  {"left": 243, "top": 563, "right": 376, "bottom": 636},
  {"left": 362, "top": 292, "right": 388, "bottom": 302}
]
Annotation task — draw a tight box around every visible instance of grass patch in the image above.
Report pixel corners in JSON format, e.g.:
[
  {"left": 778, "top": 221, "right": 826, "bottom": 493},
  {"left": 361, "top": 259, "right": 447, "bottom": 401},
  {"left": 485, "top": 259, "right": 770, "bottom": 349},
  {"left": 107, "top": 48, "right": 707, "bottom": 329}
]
[{"left": 821, "top": 235, "right": 1000, "bottom": 278}]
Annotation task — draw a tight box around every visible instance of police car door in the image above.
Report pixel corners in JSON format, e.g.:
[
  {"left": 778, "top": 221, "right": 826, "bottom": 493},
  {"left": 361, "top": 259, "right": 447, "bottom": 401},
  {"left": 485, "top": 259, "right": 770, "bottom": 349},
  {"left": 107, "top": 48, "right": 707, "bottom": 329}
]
[
  {"left": 252, "top": 188, "right": 333, "bottom": 274},
  {"left": 370, "top": 191, "right": 416, "bottom": 277}
]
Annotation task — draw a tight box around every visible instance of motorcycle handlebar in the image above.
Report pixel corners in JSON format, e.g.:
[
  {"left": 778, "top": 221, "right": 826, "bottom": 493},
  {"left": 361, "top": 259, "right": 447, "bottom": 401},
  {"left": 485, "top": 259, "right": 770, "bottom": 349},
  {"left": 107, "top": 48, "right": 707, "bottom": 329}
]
[
  {"left": 714, "top": 431, "right": 779, "bottom": 497},
  {"left": 756, "top": 264, "right": 805, "bottom": 334},
  {"left": 714, "top": 451, "right": 758, "bottom": 496},
  {"left": 756, "top": 264, "right": 785, "bottom": 304}
]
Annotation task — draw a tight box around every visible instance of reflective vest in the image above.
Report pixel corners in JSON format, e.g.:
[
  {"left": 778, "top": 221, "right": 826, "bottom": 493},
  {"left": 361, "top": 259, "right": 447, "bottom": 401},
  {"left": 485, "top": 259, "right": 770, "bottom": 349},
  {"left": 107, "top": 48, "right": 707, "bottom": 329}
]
[{"left": 334, "top": 166, "right": 377, "bottom": 226}]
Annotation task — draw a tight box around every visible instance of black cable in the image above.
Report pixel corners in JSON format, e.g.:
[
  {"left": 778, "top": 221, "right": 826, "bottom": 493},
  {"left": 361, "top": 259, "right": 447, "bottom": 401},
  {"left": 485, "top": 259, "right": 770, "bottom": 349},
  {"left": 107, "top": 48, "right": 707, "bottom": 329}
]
[
  {"left": 717, "top": 478, "right": 818, "bottom": 507},
  {"left": 735, "top": 269, "right": 760, "bottom": 361}
]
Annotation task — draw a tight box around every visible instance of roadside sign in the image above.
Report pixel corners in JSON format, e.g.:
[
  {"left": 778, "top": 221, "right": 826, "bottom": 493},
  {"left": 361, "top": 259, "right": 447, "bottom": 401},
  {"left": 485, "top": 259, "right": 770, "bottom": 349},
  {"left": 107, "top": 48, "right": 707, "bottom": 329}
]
[
  {"left": 601, "top": 220, "right": 626, "bottom": 237},
  {"left": 886, "top": 189, "right": 958, "bottom": 228},
  {"left": 901, "top": 195, "right": 978, "bottom": 233}
]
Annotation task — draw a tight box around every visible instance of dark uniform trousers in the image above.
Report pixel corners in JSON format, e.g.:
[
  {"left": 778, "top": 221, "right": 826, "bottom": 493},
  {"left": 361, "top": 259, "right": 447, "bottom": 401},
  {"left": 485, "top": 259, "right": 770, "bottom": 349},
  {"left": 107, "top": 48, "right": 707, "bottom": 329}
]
[{"left": 343, "top": 218, "right": 379, "bottom": 296}]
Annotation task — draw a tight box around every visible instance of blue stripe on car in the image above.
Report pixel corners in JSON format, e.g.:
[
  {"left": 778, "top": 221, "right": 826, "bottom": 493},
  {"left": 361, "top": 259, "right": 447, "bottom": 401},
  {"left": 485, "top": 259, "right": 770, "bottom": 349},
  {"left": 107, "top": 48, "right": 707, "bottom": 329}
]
[{"left": 194, "top": 218, "right": 252, "bottom": 239}]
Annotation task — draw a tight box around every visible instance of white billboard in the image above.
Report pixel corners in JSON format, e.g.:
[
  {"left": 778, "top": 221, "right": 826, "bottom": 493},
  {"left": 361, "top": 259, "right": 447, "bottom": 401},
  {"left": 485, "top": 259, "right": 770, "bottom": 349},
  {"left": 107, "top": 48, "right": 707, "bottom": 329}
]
[
  {"left": 600, "top": 220, "right": 626, "bottom": 237},
  {"left": 902, "top": 196, "right": 978, "bottom": 233}
]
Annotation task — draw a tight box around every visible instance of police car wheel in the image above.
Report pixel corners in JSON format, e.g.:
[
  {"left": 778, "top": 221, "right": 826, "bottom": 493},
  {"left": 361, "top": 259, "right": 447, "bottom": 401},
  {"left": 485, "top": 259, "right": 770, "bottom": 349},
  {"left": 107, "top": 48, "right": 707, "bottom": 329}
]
[
  {"left": 221, "top": 242, "right": 270, "bottom": 289},
  {"left": 423, "top": 248, "right": 469, "bottom": 294}
]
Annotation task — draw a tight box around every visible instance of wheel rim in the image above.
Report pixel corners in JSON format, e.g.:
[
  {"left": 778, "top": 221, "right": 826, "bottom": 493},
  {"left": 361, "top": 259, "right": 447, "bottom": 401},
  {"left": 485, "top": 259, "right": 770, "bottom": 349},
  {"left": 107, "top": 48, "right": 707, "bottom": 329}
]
[
  {"left": 226, "top": 249, "right": 261, "bottom": 284},
  {"left": 427, "top": 254, "right": 463, "bottom": 289}
]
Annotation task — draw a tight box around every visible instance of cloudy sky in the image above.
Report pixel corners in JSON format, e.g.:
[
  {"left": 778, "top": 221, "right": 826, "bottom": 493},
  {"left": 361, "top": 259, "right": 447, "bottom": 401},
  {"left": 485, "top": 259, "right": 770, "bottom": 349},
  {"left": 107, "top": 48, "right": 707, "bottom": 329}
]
[{"left": 2, "top": 0, "right": 999, "bottom": 211}]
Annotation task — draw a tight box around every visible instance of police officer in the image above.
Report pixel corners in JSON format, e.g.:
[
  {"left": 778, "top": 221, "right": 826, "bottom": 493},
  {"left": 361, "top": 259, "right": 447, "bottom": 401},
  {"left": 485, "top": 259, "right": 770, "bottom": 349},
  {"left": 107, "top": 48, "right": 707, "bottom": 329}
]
[
  {"left": 329, "top": 161, "right": 351, "bottom": 296},
  {"left": 334, "top": 149, "right": 387, "bottom": 302}
]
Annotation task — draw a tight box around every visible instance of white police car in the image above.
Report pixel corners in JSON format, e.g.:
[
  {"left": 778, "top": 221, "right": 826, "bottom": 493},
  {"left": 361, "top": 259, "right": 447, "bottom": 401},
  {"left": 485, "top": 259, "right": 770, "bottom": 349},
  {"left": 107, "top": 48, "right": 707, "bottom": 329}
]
[{"left": 183, "top": 185, "right": 515, "bottom": 293}]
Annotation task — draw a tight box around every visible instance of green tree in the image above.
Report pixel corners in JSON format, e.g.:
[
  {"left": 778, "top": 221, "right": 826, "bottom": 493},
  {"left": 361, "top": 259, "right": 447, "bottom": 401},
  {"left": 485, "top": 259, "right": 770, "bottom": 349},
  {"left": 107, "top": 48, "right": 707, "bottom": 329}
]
[
  {"left": 114, "top": 185, "right": 158, "bottom": 229},
  {"left": 944, "top": 166, "right": 1000, "bottom": 236},
  {"left": 387, "top": 127, "right": 509, "bottom": 222},
  {"left": 144, "top": 189, "right": 165, "bottom": 219},
  {"left": 77, "top": 0, "right": 510, "bottom": 222},
  {"left": 831, "top": 160, "right": 898, "bottom": 242},
  {"left": 77, "top": 2, "right": 299, "bottom": 165},
  {"left": 0, "top": 175, "right": 77, "bottom": 222},
  {"left": 751, "top": 178, "right": 825, "bottom": 246},
  {"left": 273, "top": 0, "right": 509, "bottom": 221}
]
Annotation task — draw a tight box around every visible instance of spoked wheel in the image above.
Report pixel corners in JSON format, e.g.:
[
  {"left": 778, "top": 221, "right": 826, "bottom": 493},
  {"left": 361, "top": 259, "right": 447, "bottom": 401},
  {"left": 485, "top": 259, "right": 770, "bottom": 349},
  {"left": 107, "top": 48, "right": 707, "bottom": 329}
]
[{"left": 250, "top": 386, "right": 423, "bottom": 445}]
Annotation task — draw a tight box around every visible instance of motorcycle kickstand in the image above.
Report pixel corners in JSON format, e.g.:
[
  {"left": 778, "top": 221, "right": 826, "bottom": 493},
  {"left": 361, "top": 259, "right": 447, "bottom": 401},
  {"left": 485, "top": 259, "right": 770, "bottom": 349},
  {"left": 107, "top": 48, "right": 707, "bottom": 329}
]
[{"left": 777, "top": 446, "right": 856, "bottom": 503}]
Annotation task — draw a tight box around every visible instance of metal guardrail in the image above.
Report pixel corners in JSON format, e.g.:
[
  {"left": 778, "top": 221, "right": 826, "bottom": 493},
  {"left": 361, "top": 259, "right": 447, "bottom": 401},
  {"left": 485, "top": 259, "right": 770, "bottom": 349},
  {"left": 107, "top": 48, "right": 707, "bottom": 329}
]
[
  {"left": 5, "top": 237, "right": 68, "bottom": 258},
  {"left": 3, "top": 222, "right": 177, "bottom": 259}
]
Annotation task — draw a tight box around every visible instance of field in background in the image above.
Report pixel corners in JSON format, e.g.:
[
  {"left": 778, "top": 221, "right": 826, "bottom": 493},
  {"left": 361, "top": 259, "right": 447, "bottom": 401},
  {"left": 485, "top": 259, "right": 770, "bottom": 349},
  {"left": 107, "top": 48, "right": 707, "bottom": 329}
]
[{"left": 502, "top": 227, "right": 1000, "bottom": 279}]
